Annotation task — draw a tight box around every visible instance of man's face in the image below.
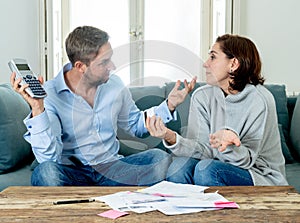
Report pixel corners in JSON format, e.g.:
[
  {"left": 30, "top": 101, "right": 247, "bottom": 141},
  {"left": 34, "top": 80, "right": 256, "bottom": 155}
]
[{"left": 85, "top": 42, "right": 116, "bottom": 85}]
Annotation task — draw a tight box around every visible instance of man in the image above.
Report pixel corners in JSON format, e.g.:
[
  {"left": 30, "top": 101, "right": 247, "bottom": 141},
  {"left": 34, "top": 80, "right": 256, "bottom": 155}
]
[{"left": 11, "top": 26, "right": 196, "bottom": 186}]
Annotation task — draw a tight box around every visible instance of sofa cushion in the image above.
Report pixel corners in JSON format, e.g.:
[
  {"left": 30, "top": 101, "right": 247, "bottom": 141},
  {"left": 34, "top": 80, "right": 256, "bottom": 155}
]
[
  {"left": 118, "top": 140, "right": 148, "bottom": 156},
  {"left": 117, "top": 85, "right": 166, "bottom": 150},
  {"left": 285, "top": 162, "right": 300, "bottom": 193},
  {"left": 278, "top": 124, "right": 294, "bottom": 163},
  {"left": 164, "top": 82, "right": 206, "bottom": 134},
  {"left": 134, "top": 93, "right": 166, "bottom": 149},
  {"left": 0, "top": 164, "right": 32, "bottom": 191},
  {"left": 265, "top": 85, "right": 290, "bottom": 140},
  {"left": 290, "top": 93, "right": 300, "bottom": 159},
  {"left": 129, "top": 85, "right": 165, "bottom": 103},
  {"left": 264, "top": 84, "right": 293, "bottom": 162},
  {"left": 0, "top": 84, "right": 32, "bottom": 173}
]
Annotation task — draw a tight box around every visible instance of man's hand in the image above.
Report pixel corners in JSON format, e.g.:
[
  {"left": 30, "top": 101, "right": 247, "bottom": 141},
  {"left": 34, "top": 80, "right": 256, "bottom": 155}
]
[
  {"left": 10, "top": 72, "right": 45, "bottom": 117},
  {"left": 146, "top": 115, "right": 177, "bottom": 145},
  {"left": 209, "top": 129, "right": 241, "bottom": 152},
  {"left": 167, "top": 77, "right": 197, "bottom": 111},
  {"left": 146, "top": 116, "right": 167, "bottom": 139}
]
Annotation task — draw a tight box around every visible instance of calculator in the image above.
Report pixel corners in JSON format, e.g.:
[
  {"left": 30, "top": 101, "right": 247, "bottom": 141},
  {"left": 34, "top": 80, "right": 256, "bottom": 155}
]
[{"left": 8, "top": 58, "right": 47, "bottom": 98}]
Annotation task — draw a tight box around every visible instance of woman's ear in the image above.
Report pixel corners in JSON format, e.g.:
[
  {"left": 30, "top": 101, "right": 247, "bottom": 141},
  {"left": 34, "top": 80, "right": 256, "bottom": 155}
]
[
  {"left": 231, "top": 58, "right": 240, "bottom": 72},
  {"left": 74, "top": 61, "right": 87, "bottom": 74}
]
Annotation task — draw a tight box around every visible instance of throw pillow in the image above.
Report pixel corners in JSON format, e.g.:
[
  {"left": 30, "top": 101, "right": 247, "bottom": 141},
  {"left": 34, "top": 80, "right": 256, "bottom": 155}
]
[
  {"left": 278, "top": 124, "right": 294, "bottom": 163},
  {"left": 290, "top": 93, "right": 300, "bottom": 159},
  {"left": 265, "top": 85, "right": 290, "bottom": 143},
  {"left": 0, "top": 84, "right": 32, "bottom": 173},
  {"left": 264, "top": 84, "right": 295, "bottom": 162}
]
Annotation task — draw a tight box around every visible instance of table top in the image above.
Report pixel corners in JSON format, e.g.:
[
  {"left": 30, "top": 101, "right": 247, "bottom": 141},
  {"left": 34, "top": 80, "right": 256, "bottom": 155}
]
[{"left": 0, "top": 186, "right": 300, "bottom": 222}]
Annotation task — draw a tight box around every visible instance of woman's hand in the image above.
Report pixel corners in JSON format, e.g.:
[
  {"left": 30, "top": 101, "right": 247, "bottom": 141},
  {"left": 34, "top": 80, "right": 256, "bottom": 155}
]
[{"left": 209, "top": 129, "right": 241, "bottom": 152}]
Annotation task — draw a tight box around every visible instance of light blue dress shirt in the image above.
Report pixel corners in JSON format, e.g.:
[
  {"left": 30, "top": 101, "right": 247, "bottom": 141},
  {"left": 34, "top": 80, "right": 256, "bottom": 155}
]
[{"left": 23, "top": 63, "right": 175, "bottom": 166}]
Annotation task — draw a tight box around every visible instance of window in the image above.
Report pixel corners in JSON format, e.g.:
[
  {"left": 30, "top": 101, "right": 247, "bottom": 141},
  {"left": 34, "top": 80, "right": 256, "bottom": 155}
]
[
  {"left": 39, "top": 0, "right": 63, "bottom": 79},
  {"left": 212, "top": 0, "right": 235, "bottom": 41},
  {"left": 41, "top": 0, "right": 234, "bottom": 85},
  {"left": 65, "top": 0, "right": 131, "bottom": 83},
  {"left": 142, "top": 0, "right": 202, "bottom": 85}
]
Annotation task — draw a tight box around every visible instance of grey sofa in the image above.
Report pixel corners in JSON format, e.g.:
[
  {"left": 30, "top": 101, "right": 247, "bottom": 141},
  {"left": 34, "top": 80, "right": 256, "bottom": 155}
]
[{"left": 1, "top": 82, "right": 300, "bottom": 192}]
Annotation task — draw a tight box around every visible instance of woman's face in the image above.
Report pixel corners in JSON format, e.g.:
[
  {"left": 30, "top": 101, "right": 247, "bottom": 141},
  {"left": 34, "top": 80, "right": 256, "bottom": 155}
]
[{"left": 203, "top": 42, "right": 233, "bottom": 91}]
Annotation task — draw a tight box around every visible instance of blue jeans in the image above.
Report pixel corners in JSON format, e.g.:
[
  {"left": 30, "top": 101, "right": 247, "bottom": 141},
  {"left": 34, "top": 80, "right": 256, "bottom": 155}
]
[
  {"left": 166, "top": 157, "right": 199, "bottom": 184},
  {"left": 31, "top": 149, "right": 171, "bottom": 186},
  {"left": 166, "top": 157, "right": 253, "bottom": 186}
]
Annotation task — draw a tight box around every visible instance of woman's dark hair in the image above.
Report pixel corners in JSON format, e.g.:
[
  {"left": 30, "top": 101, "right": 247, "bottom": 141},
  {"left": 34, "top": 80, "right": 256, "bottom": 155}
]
[
  {"left": 65, "top": 26, "right": 109, "bottom": 66},
  {"left": 216, "top": 34, "right": 265, "bottom": 92}
]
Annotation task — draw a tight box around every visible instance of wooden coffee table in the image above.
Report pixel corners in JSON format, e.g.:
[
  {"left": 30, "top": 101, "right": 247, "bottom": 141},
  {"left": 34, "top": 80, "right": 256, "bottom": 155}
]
[{"left": 0, "top": 186, "right": 300, "bottom": 222}]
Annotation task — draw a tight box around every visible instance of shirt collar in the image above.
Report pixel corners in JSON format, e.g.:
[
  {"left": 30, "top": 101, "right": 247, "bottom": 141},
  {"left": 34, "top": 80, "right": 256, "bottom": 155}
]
[{"left": 55, "top": 63, "right": 73, "bottom": 94}]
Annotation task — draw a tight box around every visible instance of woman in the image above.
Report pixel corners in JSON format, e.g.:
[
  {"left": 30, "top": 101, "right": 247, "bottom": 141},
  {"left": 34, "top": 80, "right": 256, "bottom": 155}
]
[{"left": 146, "top": 34, "right": 288, "bottom": 186}]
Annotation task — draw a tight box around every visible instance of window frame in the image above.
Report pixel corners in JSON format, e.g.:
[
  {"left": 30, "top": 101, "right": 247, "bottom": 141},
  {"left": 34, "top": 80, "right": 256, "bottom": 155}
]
[{"left": 40, "top": 0, "right": 238, "bottom": 82}]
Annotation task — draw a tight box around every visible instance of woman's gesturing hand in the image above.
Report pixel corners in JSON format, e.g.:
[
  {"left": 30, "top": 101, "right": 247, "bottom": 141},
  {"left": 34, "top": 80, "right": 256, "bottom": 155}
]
[{"left": 209, "top": 129, "right": 241, "bottom": 152}]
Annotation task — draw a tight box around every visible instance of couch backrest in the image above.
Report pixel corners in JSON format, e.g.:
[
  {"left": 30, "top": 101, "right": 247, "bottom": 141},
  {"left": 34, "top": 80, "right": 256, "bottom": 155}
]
[
  {"left": 290, "top": 94, "right": 300, "bottom": 161},
  {"left": 0, "top": 84, "right": 33, "bottom": 173},
  {"left": 117, "top": 82, "right": 207, "bottom": 150}
]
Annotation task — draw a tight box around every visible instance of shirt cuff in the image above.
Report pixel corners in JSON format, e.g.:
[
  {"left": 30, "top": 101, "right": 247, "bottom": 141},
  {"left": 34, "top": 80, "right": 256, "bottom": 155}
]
[
  {"left": 145, "top": 100, "right": 177, "bottom": 123},
  {"left": 23, "top": 111, "right": 50, "bottom": 134}
]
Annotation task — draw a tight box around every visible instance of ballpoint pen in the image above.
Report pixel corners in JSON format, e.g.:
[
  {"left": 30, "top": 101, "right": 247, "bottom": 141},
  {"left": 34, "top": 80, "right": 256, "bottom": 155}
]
[{"left": 53, "top": 198, "right": 95, "bottom": 205}]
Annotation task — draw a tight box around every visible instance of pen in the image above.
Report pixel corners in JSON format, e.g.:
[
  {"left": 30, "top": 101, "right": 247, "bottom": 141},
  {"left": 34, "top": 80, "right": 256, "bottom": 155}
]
[{"left": 53, "top": 198, "right": 95, "bottom": 205}]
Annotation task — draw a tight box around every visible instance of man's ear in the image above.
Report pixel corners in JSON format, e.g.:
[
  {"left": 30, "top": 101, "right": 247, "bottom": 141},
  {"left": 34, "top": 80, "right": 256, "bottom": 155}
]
[
  {"left": 74, "top": 61, "right": 87, "bottom": 74},
  {"left": 231, "top": 58, "right": 240, "bottom": 72}
]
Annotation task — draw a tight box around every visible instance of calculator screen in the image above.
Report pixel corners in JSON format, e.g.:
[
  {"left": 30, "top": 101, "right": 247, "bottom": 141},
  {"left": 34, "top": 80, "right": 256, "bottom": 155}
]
[{"left": 16, "top": 64, "right": 30, "bottom": 71}]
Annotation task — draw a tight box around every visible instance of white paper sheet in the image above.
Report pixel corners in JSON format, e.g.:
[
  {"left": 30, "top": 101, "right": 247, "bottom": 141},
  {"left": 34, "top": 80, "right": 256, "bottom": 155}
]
[{"left": 94, "top": 181, "right": 238, "bottom": 215}]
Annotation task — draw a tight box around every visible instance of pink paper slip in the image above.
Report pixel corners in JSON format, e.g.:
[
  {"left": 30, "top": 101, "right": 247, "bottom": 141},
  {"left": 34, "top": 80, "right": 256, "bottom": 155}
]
[
  {"left": 214, "top": 201, "right": 239, "bottom": 208},
  {"left": 97, "top": 210, "right": 129, "bottom": 219}
]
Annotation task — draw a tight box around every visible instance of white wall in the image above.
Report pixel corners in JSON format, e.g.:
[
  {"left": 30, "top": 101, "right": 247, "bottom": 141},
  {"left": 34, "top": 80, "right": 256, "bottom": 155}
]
[
  {"left": 239, "top": 0, "right": 300, "bottom": 94},
  {"left": 0, "top": 0, "right": 40, "bottom": 84}
]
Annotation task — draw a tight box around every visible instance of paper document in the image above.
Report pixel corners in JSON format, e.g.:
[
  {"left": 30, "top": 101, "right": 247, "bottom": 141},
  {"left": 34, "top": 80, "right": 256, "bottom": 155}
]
[
  {"left": 94, "top": 181, "right": 239, "bottom": 215},
  {"left": 138, "top": 181, "right": 208, "bottom": 197}
]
